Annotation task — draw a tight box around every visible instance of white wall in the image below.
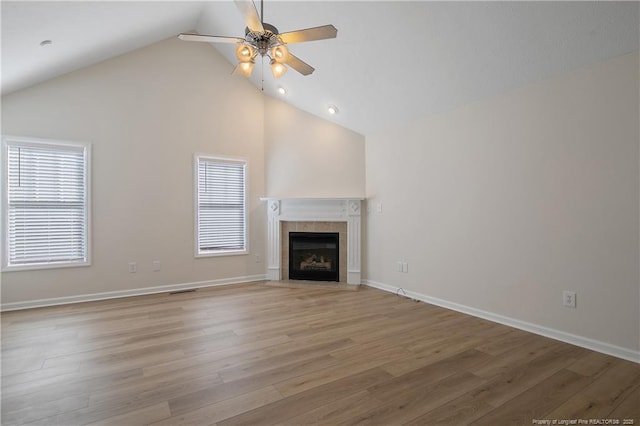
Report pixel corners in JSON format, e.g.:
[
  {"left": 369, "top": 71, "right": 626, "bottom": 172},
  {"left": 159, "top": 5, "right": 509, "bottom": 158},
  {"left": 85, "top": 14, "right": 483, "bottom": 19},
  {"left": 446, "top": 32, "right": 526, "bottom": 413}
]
[
  {"left": 1, "top": 37, "right": 266, "bottom": 305},
  {"left": 365, "top": 53, "right": 639, "bottom": 354},
  {"left": 264, "top": 95, "right": 365, "bottom": 198}
]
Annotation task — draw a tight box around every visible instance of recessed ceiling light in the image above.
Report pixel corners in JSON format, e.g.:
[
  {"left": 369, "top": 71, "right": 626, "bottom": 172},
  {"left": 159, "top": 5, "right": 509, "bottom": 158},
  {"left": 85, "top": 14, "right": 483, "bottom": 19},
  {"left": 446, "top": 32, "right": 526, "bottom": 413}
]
[
  {"left": 327, "top": 105, "right": 339, "bottom": 115},
  {"left": 277, "top": 86, "right": 286, "bottom": 95},
  {"left": 39, "top": 40, "right": 52, "bottom": 47}
]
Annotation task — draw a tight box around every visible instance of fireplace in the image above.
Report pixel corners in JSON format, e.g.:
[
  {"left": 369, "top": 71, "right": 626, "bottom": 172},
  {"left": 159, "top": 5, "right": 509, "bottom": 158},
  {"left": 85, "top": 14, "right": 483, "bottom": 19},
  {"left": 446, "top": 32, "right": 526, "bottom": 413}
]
[
  {"left": 263, "top": 198, "right": 362, "bottom": 285},
  {"left": 289, "top": 232, "right": 339, "bottom": 282}
]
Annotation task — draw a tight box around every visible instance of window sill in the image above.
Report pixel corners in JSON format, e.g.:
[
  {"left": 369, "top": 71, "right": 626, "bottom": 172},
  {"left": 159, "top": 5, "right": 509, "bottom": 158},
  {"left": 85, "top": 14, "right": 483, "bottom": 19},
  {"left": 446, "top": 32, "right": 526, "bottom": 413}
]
[
  {"left": 195, "top": 250, "right": 248, "bottom": 258},
  {"left": 2, "top": 260, "right": 91, "bottom": 272}
]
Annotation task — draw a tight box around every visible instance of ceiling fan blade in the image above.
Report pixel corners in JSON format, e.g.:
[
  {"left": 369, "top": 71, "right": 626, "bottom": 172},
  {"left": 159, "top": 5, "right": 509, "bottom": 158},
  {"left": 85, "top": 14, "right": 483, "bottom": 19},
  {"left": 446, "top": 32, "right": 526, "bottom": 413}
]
[
  {"left": 178, "top": 33, "right": 245, "bottom": 44},
  {"left": 279, "top": 25, "right": 338, "bottom": 44},
  {"left": 234, "top": 0, "right": 264, "bottom": 33},
  {"left": 284, "top": 53, "right": 315, "bottom": 76}
]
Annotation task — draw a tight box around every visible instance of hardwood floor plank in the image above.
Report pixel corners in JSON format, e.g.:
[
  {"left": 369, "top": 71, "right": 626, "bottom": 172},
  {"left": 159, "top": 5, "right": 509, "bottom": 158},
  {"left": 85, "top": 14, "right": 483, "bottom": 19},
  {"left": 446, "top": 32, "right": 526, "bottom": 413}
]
[
  {"left": 2, "top": 368, "right": 143, "bottom": 412},
  {"left": 23, "top": 372, "right": 220, "bottom": 426},
  {"left": 151, "top": 386, "right": 282, "bottom": 426},
  {"left": 0, "top": 364, "right": 80, "bottom": 397},
  {"left": 342, "top": 371, "right": 486, "bottom": 425},
  {"left": 278, "top": 390, "right": 380, "bottom": 425},
  {"left": 545, "top": 361, "right": 640, "bottom": 420},
  {"left": 465, "top": 343, "right": 590, "bottom": 408},
  {"left": 474, "top": 329, "right": 537, "bottom": 356},
  {"left": 167, "top": 353, "right": 342, "bottom": 417},
  {"left": 218, "top": 338, "right": 354, "bottom": 383},
  {"left": 567, "top": 351, "right": 620, "bottom": 377},
  {"left": 372, "top": 349, "right": 490, "bottom": 396},
  {"left": 86, "top": 401, "right": 172, "bottom": 426},
  {"left": 606, "top": 383, "right": 640, "bottom": 420},
  {"left": 405, "top": 391, "right": 496, "bottom": 425},
  {"left": 141, "top": 334, "right": 291, "bottom": 378},
  {"left": 1, "top": 394, "right": 89, "bottom": 425},
  {"left": 380, "top": 342, "right": 491, "bottom": 377},
  {"left": 217, "top": 368, "right": 394, "bottom": 426},
  {"left": 23, "top": 371, "right": 223, "bottom": 425},
  {"left": 470, "top": 336, "right": 562, "bottom": 380},
  {"left": 40, "top": 329, "right": 206, "bottom": 370},
  {"left": 273, "top": 346, "right": 411, "bottom": 397},
  {"left": 470, "top": 369, "right": 593, "bottom": 425},
  {"left": 1, "top": 353, "right": 45, "bottom": 376}
]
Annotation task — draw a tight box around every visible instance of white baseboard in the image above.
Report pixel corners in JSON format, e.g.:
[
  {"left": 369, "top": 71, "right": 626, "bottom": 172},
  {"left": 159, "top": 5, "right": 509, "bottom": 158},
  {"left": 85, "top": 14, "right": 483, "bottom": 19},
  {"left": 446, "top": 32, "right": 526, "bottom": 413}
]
[
  {"left": 363, "top": 279, "right": 640, "bottom": 364},
  {"left": 1, "top": 274, "right": 267, "bottom": 312}
]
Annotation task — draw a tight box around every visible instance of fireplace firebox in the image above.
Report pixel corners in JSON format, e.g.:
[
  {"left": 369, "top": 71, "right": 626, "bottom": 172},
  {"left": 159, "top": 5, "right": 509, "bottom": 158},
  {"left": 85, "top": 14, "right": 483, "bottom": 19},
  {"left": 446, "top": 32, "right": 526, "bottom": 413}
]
[{"left": 289, "top": 232, "right": 339, "bottom": 282}]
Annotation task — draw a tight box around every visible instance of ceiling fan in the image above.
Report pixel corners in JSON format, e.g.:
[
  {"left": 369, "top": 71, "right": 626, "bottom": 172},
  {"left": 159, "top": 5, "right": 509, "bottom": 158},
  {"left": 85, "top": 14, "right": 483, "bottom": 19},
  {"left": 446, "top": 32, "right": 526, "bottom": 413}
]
[{"left": 178, "top": 0, "right": 337, "bottom": 79}]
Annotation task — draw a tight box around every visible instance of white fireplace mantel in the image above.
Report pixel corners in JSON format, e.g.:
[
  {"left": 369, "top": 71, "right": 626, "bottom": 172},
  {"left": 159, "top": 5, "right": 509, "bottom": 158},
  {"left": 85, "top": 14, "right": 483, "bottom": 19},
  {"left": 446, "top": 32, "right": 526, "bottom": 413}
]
[{"left": 260, "top": 197, "right": 364, "bottom": 285}]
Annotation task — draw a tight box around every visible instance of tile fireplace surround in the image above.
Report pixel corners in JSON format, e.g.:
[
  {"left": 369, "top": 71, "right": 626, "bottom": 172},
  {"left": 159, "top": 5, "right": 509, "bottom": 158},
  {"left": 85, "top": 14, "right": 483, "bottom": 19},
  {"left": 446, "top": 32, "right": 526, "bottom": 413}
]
[{"left": 261, "top": 198, "right": 363, "bottom": 285}]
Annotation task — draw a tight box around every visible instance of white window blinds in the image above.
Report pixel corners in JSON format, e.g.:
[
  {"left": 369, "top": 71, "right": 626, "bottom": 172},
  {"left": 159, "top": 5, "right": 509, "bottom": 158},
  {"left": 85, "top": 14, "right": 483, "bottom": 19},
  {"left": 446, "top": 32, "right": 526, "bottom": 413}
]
[
  {"left": 4, "top": 138, "right": 89, "bottom": 269},
  {"left": 196, "top": 156, "right": 247, "bottom": 255}
]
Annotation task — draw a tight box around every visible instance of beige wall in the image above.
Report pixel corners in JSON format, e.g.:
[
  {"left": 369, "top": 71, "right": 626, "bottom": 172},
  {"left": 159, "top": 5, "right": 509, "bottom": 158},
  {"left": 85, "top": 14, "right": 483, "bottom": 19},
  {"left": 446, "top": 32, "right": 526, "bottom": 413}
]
[
  {"left": 365, "top": 53, "right": 640, "bottom": 352},
  {"left": 264, "top": 95, "right": 365, "bottom": 198},
  {"left": 1, "top": 37, "right": 266, "bottom": 304}
]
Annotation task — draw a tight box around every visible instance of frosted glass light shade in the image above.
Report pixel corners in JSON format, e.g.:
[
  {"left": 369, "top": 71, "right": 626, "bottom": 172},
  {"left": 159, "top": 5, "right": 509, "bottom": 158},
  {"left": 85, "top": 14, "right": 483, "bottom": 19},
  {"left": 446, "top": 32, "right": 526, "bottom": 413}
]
[
  {"left": 271, "top": 45, "right": 289, "bottom": 63},
  {"left": 238, "top": 61, "right": 255, "bottom": 77},
  {"left": 236, "top": 44, "right": 255, "bottom": 61},
  {"left": 270, "top": 60, "right": 287, "bottom": 79}
]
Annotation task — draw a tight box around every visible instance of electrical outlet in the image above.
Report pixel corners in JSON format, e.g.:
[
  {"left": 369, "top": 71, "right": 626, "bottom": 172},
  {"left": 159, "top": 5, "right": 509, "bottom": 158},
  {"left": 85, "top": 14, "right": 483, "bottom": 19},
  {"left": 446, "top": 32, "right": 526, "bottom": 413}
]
[
  {"left": 396, "top": 262, "right": 409, "bottom": 273},
  {"left": 563, "top": 291, "right": 576, "bottom": 308},
  {"left": 128, "top": 262, "right": 137, "bottom": 273},
  {"left": 255, "top": 254, "right": 261, "bottom": 263},
  {"left": 152, "top": 260, "right": 161, "bottom": 272}
]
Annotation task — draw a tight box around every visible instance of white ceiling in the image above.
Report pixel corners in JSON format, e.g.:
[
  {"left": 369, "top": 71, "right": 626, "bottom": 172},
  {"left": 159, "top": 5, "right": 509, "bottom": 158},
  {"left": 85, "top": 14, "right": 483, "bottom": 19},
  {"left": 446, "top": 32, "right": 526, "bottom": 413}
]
[{"left": 2, "top": 1, "right": 638, "bottom": 135}]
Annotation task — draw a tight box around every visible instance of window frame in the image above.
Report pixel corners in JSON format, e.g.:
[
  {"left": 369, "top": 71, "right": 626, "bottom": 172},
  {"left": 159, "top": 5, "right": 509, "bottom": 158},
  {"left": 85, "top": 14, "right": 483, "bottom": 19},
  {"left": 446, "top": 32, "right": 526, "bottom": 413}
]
[
  {"left": 193, "top": 153, "right": 249, "bottom": 258},
  {"left": 1, "top": 135, "right": 92, "bottom": 272}
]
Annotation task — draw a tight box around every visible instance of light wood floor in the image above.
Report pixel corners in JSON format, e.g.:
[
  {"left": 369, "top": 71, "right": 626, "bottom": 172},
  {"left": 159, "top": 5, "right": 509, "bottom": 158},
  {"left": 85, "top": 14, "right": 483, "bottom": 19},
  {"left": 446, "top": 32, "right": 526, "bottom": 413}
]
[{"left": 2, "top": 282, "right": 639, "bottom": 425}]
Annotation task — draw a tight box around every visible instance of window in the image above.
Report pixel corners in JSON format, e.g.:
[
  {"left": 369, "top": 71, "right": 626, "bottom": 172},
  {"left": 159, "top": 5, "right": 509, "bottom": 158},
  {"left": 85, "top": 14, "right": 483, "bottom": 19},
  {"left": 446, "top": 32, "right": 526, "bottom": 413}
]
[
  {"left": 2, "top": 136, "right": 91, "bottom": 271},
  {"left": 195, "top": 155, "right": 247, "bottom": 256}
]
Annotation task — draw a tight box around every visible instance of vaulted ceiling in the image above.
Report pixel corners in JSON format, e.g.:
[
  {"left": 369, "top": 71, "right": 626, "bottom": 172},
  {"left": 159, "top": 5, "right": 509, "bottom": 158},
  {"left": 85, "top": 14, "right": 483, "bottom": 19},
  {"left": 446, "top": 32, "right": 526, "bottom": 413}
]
[{"left": 2, "top": 1, "right": 638, "bottom": 135}]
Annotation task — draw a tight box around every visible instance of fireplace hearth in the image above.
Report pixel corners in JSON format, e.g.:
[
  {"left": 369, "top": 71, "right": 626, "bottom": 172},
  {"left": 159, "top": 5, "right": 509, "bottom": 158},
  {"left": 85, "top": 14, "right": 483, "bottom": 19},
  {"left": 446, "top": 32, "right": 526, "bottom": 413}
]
[{"left": 289, "top": 232, "right": 339, "bottom": 282}]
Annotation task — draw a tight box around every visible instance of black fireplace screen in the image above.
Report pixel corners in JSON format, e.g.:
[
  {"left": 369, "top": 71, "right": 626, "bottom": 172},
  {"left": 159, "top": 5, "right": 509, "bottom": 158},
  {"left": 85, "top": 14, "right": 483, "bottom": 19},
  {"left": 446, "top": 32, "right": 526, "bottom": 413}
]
[{"left": 289, "top": 232, "right": 339, "bottom": 282}]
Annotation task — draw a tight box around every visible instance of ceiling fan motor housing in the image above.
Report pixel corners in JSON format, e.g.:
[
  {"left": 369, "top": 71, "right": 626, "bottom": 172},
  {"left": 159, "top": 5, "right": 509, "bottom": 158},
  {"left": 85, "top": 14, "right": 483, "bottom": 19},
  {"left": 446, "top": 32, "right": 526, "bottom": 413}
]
[{"left": 245, "top": 23, "right": 281, "bottom": 56}]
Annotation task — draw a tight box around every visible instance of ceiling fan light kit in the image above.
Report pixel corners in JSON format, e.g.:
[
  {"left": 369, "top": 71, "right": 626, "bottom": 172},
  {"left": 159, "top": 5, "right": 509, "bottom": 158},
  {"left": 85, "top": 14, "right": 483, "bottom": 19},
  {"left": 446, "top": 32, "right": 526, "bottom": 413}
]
[{"left": 179, "top": 0, "right": 337, "bottom": 81}]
